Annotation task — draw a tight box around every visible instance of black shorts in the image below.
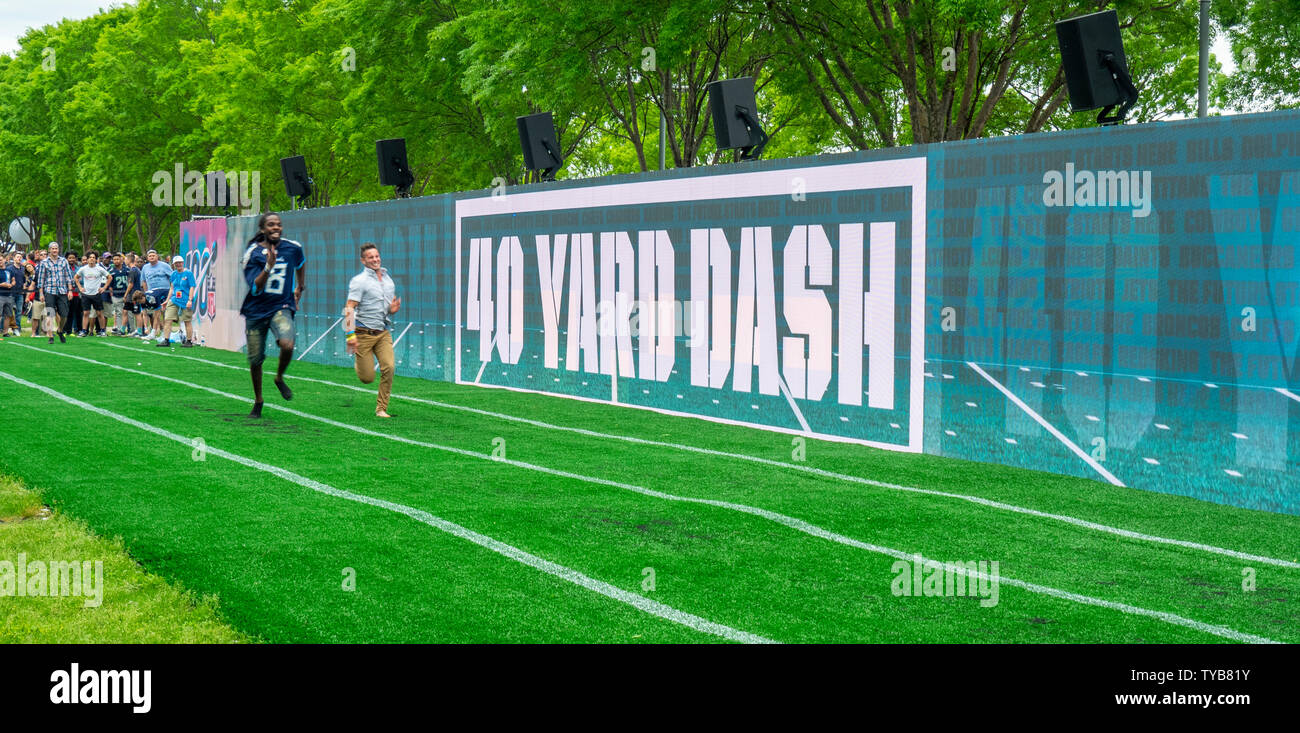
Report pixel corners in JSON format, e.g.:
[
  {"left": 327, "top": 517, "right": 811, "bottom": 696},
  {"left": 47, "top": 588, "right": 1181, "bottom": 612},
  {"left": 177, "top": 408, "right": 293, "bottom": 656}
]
[
  {"left": 83, "top": 293, "right": 106, "bottom": 312},
  {"left": 43, "top": 293, "right": 69, "bottom": 320}
]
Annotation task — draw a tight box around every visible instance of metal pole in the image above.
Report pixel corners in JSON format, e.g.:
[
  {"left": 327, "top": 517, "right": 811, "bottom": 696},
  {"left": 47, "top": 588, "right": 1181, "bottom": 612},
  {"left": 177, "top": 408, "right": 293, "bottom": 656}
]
[{"left": 1198, "top": 0, "right": 1210, "bottom": 118}]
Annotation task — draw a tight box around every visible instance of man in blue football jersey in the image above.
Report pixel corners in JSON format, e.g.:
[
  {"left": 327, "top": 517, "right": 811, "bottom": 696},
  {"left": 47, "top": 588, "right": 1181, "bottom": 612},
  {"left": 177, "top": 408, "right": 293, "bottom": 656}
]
[
  {"left": 107, "top": 253, "right": 132, "bottom": 334},
  {"left": 240, "top": 212, "right": 305, "bottom": 418},
  {"left": 126, "top": 253, "right": 145, "bottom": 335}
]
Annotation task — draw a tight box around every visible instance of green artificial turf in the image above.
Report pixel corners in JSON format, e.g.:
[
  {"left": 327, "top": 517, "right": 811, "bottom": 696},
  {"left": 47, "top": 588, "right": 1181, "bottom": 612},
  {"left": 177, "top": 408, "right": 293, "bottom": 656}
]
[
  {"left": 0, "top": 335, "right": 1295, "bottom": 643},
  {"left": 0, "top": 474, "right": 248, "bottom": 643}
]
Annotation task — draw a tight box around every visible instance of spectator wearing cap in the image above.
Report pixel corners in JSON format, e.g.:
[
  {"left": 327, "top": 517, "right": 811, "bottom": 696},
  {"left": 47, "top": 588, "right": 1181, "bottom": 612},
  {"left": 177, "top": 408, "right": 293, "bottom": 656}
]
[
  {"left": 157, "top": 254, "right": 197, "bottom": 347},
  {"left": 106, "top": 253, "right": 133, "bottom": 335},
  {"left": 125, "top": 253, "right": 145, "bottom": 335},
  {"left": 139, "top": 249, "right": 172, "bottom": 340}
]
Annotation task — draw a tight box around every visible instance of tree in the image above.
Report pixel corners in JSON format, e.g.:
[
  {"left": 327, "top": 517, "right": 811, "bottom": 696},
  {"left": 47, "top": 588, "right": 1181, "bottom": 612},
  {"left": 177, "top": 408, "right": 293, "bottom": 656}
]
[
  {"left": 1217, "top": 0, "right": 1300, "bottom": 111},
  {"left": 760, "top": 0, "right": 1207, "bottom": 149}
]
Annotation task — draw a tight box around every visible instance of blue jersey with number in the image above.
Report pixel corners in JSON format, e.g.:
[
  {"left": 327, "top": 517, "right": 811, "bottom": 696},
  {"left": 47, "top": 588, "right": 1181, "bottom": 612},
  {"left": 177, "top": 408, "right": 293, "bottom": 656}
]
[
  {"left": 240, "top": 238, "right": 306, "bottom": 320},
  {"left": 109, "top": 266, "right": 132, "bottom": 296}
]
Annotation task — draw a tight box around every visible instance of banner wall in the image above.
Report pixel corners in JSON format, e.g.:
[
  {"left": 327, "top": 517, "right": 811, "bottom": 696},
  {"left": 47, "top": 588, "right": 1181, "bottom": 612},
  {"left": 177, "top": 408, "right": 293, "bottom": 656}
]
[{"left": 202, "top": 111, "right": 1300, "bottom": 514}]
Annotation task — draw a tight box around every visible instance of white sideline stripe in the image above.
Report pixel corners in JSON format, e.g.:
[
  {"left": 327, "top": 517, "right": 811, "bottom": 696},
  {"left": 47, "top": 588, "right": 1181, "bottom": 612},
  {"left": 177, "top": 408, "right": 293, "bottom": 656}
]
[
  {"left": 391, "top": 322, "right": 414, "bottom": 347},
  {"left": 28, "top": 346, "right": 1285, "bottom": 642},
  {"left": 297, "top": 316, "right": 343, "bottom": 360},
  {"left": 0, "top": 365, "right": 771, "bottom": 645},
  {"left": 96, "top": 341, "right": 1300, "bottom": 571},
  {"left": 1277, "top": 388, "right": 1300, "bottom": 404},
  {"left": 967, "top": 362, "right": 1125, "bottom": 487}
]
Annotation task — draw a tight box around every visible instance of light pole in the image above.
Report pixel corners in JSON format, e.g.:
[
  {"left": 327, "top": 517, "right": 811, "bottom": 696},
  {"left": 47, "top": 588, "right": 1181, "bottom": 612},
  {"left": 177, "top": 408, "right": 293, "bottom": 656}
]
[{"left": 1198, "top": 0, "right": 1210, "bottom": 118}]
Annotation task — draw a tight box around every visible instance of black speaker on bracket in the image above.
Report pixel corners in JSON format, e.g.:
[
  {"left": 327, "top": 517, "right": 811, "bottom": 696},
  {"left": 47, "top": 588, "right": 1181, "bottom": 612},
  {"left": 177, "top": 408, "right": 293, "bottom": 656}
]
[
  {"left": 280, "top": 155, "right": 313, "bottom": 207},
  {"left": 517, "top": 112, "right": 562, "bottom": 182},
  {"left": 707, "top": 77, "right": 768, "bottom": 160},
  {"left": 376, "top": 138, "right": 415, "bottom": 197},
  {"left": 1056, "top": 9, "right": 1138, "bottom": 125}
]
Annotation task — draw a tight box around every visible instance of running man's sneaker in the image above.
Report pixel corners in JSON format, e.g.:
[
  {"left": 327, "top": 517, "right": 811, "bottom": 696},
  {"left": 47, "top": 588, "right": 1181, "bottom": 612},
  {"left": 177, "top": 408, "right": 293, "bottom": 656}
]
[{"left": 274, "top": 378, "right": 293, "bottom": 401}]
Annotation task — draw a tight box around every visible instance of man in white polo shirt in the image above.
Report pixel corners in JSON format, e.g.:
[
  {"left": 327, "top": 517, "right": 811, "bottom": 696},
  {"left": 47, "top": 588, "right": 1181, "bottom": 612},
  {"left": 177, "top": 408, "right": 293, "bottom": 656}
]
[{"left": 342, "top": 242, "right": 401, "bottom": 418}]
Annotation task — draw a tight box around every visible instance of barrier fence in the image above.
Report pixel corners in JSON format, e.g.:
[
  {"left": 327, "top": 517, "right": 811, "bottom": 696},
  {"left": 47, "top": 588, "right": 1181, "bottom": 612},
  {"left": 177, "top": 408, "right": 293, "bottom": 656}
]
[{"left": 179, "top": 109, "right": 1300, "bottom": 514}]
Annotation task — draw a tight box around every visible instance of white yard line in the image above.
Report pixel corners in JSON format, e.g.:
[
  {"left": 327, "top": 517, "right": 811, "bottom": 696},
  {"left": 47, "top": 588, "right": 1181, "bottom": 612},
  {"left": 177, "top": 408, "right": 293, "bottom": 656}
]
[
  {"left": 296, "top": 316, "right": 343, "bottom": 360},
  {"left": 777, "top": 376, "right": 812, "bottom": 434},
  {"left": 21, "top": 344, "right": 1287, "bottom": 642},
  {"left": 391, "top": 322, "right": 414, "bottom": 347},
  {"left": 95, "top": 340, "right": 1300, "bottom": 570},
  {"left": 967, "top": 361, "right": 1125, "bottom": 487},
  {"left": 0, "top": 366, "right": 772, "bottom": 645}
]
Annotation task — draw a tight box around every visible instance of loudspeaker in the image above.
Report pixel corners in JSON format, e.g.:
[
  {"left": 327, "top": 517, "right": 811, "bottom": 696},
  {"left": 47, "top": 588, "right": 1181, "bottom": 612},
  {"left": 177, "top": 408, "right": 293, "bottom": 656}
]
[
  {"left": 708, "top": 77, "right": 758, "bottom": 150},
  {"left": 1056, "top": 9, "right": 1129, "bottom": 112},
  {"left": 516, "top": 112, "right": 561, "bottom": 172},
  {"left": 280, "top": 156, "right": 311, "bottom": 198},
  {"left": 376, "top": 138, "right": 413, "bottom": 187}
]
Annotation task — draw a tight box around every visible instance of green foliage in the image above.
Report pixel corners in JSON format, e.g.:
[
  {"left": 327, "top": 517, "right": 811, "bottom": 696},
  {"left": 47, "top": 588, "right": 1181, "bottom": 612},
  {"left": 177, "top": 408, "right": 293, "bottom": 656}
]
[
  {"left": 1217, "top": 0, "right": 1300, "bottom": 111},
  {"left": 0, "top": 0, "right": 1284, "bottom": 244}
]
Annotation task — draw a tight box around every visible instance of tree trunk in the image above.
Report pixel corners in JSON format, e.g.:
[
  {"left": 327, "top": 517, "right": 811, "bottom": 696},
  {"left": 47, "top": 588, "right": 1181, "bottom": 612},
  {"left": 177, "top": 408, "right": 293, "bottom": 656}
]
[{"left": 55, "top": 207, "right": 67, "bottom": 247}]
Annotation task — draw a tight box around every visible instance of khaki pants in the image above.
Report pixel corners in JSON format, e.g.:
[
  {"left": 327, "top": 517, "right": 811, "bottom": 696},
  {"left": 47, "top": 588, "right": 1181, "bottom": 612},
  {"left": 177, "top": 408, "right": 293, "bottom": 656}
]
[
  {"left": 354, "top": 329, "right": 395, "bottom": 413},
  {"left": 30, "top": 300, "right": 44, "bottom": 332}
]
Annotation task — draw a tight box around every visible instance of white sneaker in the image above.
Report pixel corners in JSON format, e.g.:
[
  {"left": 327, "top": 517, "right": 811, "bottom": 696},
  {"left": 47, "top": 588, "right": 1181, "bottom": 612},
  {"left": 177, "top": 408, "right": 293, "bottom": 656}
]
[{"left": 140, "top": 330, "right": 154, "bottom": 341}]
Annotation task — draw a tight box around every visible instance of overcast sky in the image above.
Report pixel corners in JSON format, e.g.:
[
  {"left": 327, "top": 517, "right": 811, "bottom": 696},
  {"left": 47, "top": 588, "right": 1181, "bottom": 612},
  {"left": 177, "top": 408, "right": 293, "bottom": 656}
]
[{"left": 0, "top": 0, "right": 128, "bottom": 57}]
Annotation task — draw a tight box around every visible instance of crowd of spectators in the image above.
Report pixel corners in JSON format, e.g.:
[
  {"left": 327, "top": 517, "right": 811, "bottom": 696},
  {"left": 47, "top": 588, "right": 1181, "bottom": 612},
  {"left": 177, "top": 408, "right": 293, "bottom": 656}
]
[{"left": 2, "top": 242, "right": 198, "bottom": 346}]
